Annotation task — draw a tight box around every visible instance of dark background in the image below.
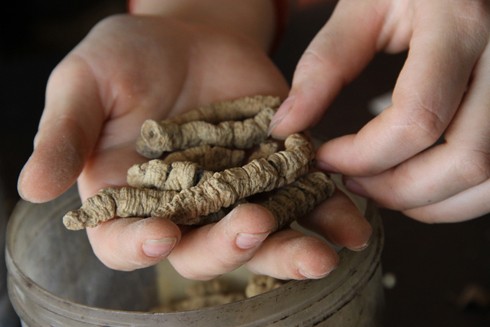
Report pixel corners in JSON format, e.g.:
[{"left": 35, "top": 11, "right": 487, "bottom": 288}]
[{"left": 1, "top": 1, "right": 489, "bottom": 326}]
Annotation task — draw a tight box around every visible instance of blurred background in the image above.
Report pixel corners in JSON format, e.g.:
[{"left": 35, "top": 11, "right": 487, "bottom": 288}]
[{"left": 1, "top": 1, "right": 489, "bottom": 326}]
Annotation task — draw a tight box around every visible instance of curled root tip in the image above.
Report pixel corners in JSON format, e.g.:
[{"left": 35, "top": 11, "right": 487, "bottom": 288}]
[
  {"left": 62, "top": 211, "right": 85, "bottom": 231},
  {"left": 137, "top": 120, "right": 169, "bottom": 158}
]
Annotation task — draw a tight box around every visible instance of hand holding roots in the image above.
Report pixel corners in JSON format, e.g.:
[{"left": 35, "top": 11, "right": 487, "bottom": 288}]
[{"left": 63, "top": 95, "right": 335, "bottom": 232}]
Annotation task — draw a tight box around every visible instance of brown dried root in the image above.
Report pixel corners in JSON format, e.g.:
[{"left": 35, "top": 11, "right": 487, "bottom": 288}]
[
  {"left": 64, "top": 170, "right": 333, "bottom": 231},
  {"left": 168, "top": 95, "right": 280, "bottom": 124},
  {"left": 148, "top": 133, "right": 313, "bottom": 224},
  {"left": 127, "top": 139, "right": 282, "bottom": 192},
  {"left": 246, "top": 140, "right": 280, "bottom": 162},
  {"left": 137, "top": 103, "right": 276, "bottom": 158},
  {"left": 162, "top": 145, "right": 245, "bottom": 171},
  {"left": 63, "top": 96, "right": 335, "bottom": 233},
  {"left": 63, "top": 134, "right": 318, "bottom": 229},
  {"left": 153, "top": 278, "right": 245, "bottom": 312},
  {"left": 152, "top": 274, "right": 284, "bottom": 312},
  {"left": 257, "top": 172, "right": 334, "bottom": 229},
  {"left": 127, "top": 160, "right": 211, "bottom": 191},
  {"left": 245, "top": 275, "right": 284, "bottom": 298},
  {"left": 63, "top": 187, "right": 179, "bottom": 230}
]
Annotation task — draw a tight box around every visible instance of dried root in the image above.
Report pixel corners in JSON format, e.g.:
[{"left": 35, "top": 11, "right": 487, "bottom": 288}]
[
  {"left": 246, "top": 140, "right": 280, "bottom": 162},
  {"left": 245, "top": 275, "right": 284, "bottom": 298},
  {"left": 167, "top": 95, "right": 280, "bottom": 124},
  {"left": 136, "top": 96, "right": 280, "bottom": 158},
  {"left": 162, "top": 145, "right": 245, "bottom": 171},
  {"left": 152, "top": 273, "right": 284, "bottom": 312},
  {"left": 63, "top": 187, "right": 178, "bottom": 230},
  {"left": 257, "top": 172, "right": 335, "bottom": 230},
  {"left": 63, "top": 95, "right": 336, "bottom": 233},
  {"left": 127, "top": 160, "right": 209, "bottom": 191}
]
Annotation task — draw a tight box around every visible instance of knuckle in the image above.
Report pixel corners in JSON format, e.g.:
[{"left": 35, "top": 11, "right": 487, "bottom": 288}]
[
  {"left": 298, "top": 49, "right": 326, "bottom": 70},
  {"left": 456, "top": 151, "right": 490, "bottom": 186},
  {"left": 296, "top": 48, "right": 341, "bottom": 81},
  {"left": 449, "top": 2, "right": 490, "bottom": 52},
  {"left": 399, "top": 100, "right": 446, "bottom": 146}
]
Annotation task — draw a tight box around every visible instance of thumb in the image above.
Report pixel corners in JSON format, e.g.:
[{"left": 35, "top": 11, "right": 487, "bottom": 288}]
[
  {"left": 270, "top": 0, "right": 387, "bottom": 138},
  {"left": 18, "top": 56, "right": 105, "bottom": 202}
]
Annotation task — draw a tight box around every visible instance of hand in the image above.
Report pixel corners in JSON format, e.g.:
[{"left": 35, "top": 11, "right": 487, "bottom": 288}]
[
  {"left": 270, "top": 0, "right": 490, "bottom": 223},
  {"left": 18, "top": 14, "right": 371, "bottom": 278}
]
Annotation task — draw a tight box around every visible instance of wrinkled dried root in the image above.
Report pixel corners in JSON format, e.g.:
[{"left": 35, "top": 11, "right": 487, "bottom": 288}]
[
  {"left": 136, "top": 96, "right": 280, "bottom": 158},
  {"left": 63, "top": 95, "right": 335, "bottom": 231}
]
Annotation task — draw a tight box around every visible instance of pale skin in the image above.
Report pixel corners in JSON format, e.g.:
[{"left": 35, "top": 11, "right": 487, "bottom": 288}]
[
  {"left": 271, "top": 0, "right": 490, "bottom": 223},
  {"left": 17, "top": 0, "right": 371, "bottom": 279}
]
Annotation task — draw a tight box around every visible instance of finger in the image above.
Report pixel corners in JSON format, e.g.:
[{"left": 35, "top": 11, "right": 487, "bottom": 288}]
[
  {"left": 78, "top": 143, "right": 144, "bottom": 199},
  {"left": 87, "top": 217, "right": 181, "bottom": 271},
  {"left": 245, "top": 229, "right": 339, "bottom": 280},
  {"left": 403, "top": 178, "right": 490, "bottom": 223},
  {"left": 316, "top": 7, "right": 486, "bottom": 176},
  {"left": 344, "top": 41, "right": 490, "bottom": 209},
  {"left": 298, "top": 190, "right": 372, "bottom": 251},
  {"left": 167, "top": 204, "right": 277, "bottom": 280},
  {"left": 270, "top": 0, "right": 387, "bottom": 138},
  {"left": 18, "top": 56, "right": 105, "bottom": 202}
]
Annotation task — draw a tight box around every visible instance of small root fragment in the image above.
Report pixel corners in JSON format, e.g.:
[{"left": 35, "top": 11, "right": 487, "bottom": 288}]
[
  {"left": 245, "top": 275, "right": 284, "bottom": 298},
  {"left": 152, "top": 274, "right": 285, "bottom": 313}
]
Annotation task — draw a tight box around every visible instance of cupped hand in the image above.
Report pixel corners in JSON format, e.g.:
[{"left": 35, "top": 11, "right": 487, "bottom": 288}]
[
  {"left": 271, "top": 0, "right": 490, "bottom": 223},
  {"left": 18, "top": 14, "right": 371, "bottom": 278}
]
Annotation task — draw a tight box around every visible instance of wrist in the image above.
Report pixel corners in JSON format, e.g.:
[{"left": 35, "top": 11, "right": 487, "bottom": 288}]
[{"left": 128, "top": 0, "right": 288, "bottom": 52}]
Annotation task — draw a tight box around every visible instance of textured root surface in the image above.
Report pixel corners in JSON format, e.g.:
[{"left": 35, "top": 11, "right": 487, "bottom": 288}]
[
  {"left": 137, "top": 104, "right": 276, "bottom": 158},
  {"left": 63, "top": 96, "right": 335, "bottom": 232}
]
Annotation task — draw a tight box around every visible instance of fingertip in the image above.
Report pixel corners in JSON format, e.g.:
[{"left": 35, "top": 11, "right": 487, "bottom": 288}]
[
  {"left": 246, "top": 230, "right": 338, "bottom": 280},
  {"left": 142, "top": 237, "right": 178, "bottom": 258},
  {"left": 269, "top": 96, "right": 295, "bottom": 139},
  {"left": 316, "top": 135, "right": 381, "bottom": 176},
  {"left": 17, "top": 142, "right": 83, "bottom": 203},
  {"left": 294, "top": 237, "right": 339, "bottom": 280},
  {"left": 300, "top": 190, "right": 373, "bottom": 252},
  {"left": 87, "top": 217, "right": 181, "bottom": 271},
  {"left": 223, "top": 203, "right": 278, "bottom": 236}
]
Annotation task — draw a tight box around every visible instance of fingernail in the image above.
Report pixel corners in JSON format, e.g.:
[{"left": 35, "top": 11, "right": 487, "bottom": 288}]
[
  {"left": 268, "top": 96, "right": 295, "bottom": 135},
  {"left": 352, "top": 240, "right": 370, "bottom": 252},
  {"left": 345, "top": 178, "right": 369, "bottom": 198},
  {"left": 143, "top": 237, "right": 177, "bottom": 258},
  {"left": 298, "top": 266, "right": 335, "bottom": 280},
  {"left": 316, "top": 160, "right": 339, "bottom": 173},
  {"left": 236, "top": 232, "right": 269, "bottom": 250}
]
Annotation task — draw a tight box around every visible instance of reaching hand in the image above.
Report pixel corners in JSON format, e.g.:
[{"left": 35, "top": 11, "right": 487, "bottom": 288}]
[
  {"left": 18, "top": 14, "right": 371, "bottom": 278},
  {"left": 271, "top": 0, "right": 490, "bottom": 223}
]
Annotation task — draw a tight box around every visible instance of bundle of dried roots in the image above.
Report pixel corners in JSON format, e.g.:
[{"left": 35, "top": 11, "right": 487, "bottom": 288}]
[{"left": 63, "top": 95, "right": 335, "bottom": 232}]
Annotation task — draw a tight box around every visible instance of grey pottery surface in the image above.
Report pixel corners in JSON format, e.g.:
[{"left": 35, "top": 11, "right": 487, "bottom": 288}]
[{"left": 6, "top": 187, "right": 384, "bottom": 326}]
